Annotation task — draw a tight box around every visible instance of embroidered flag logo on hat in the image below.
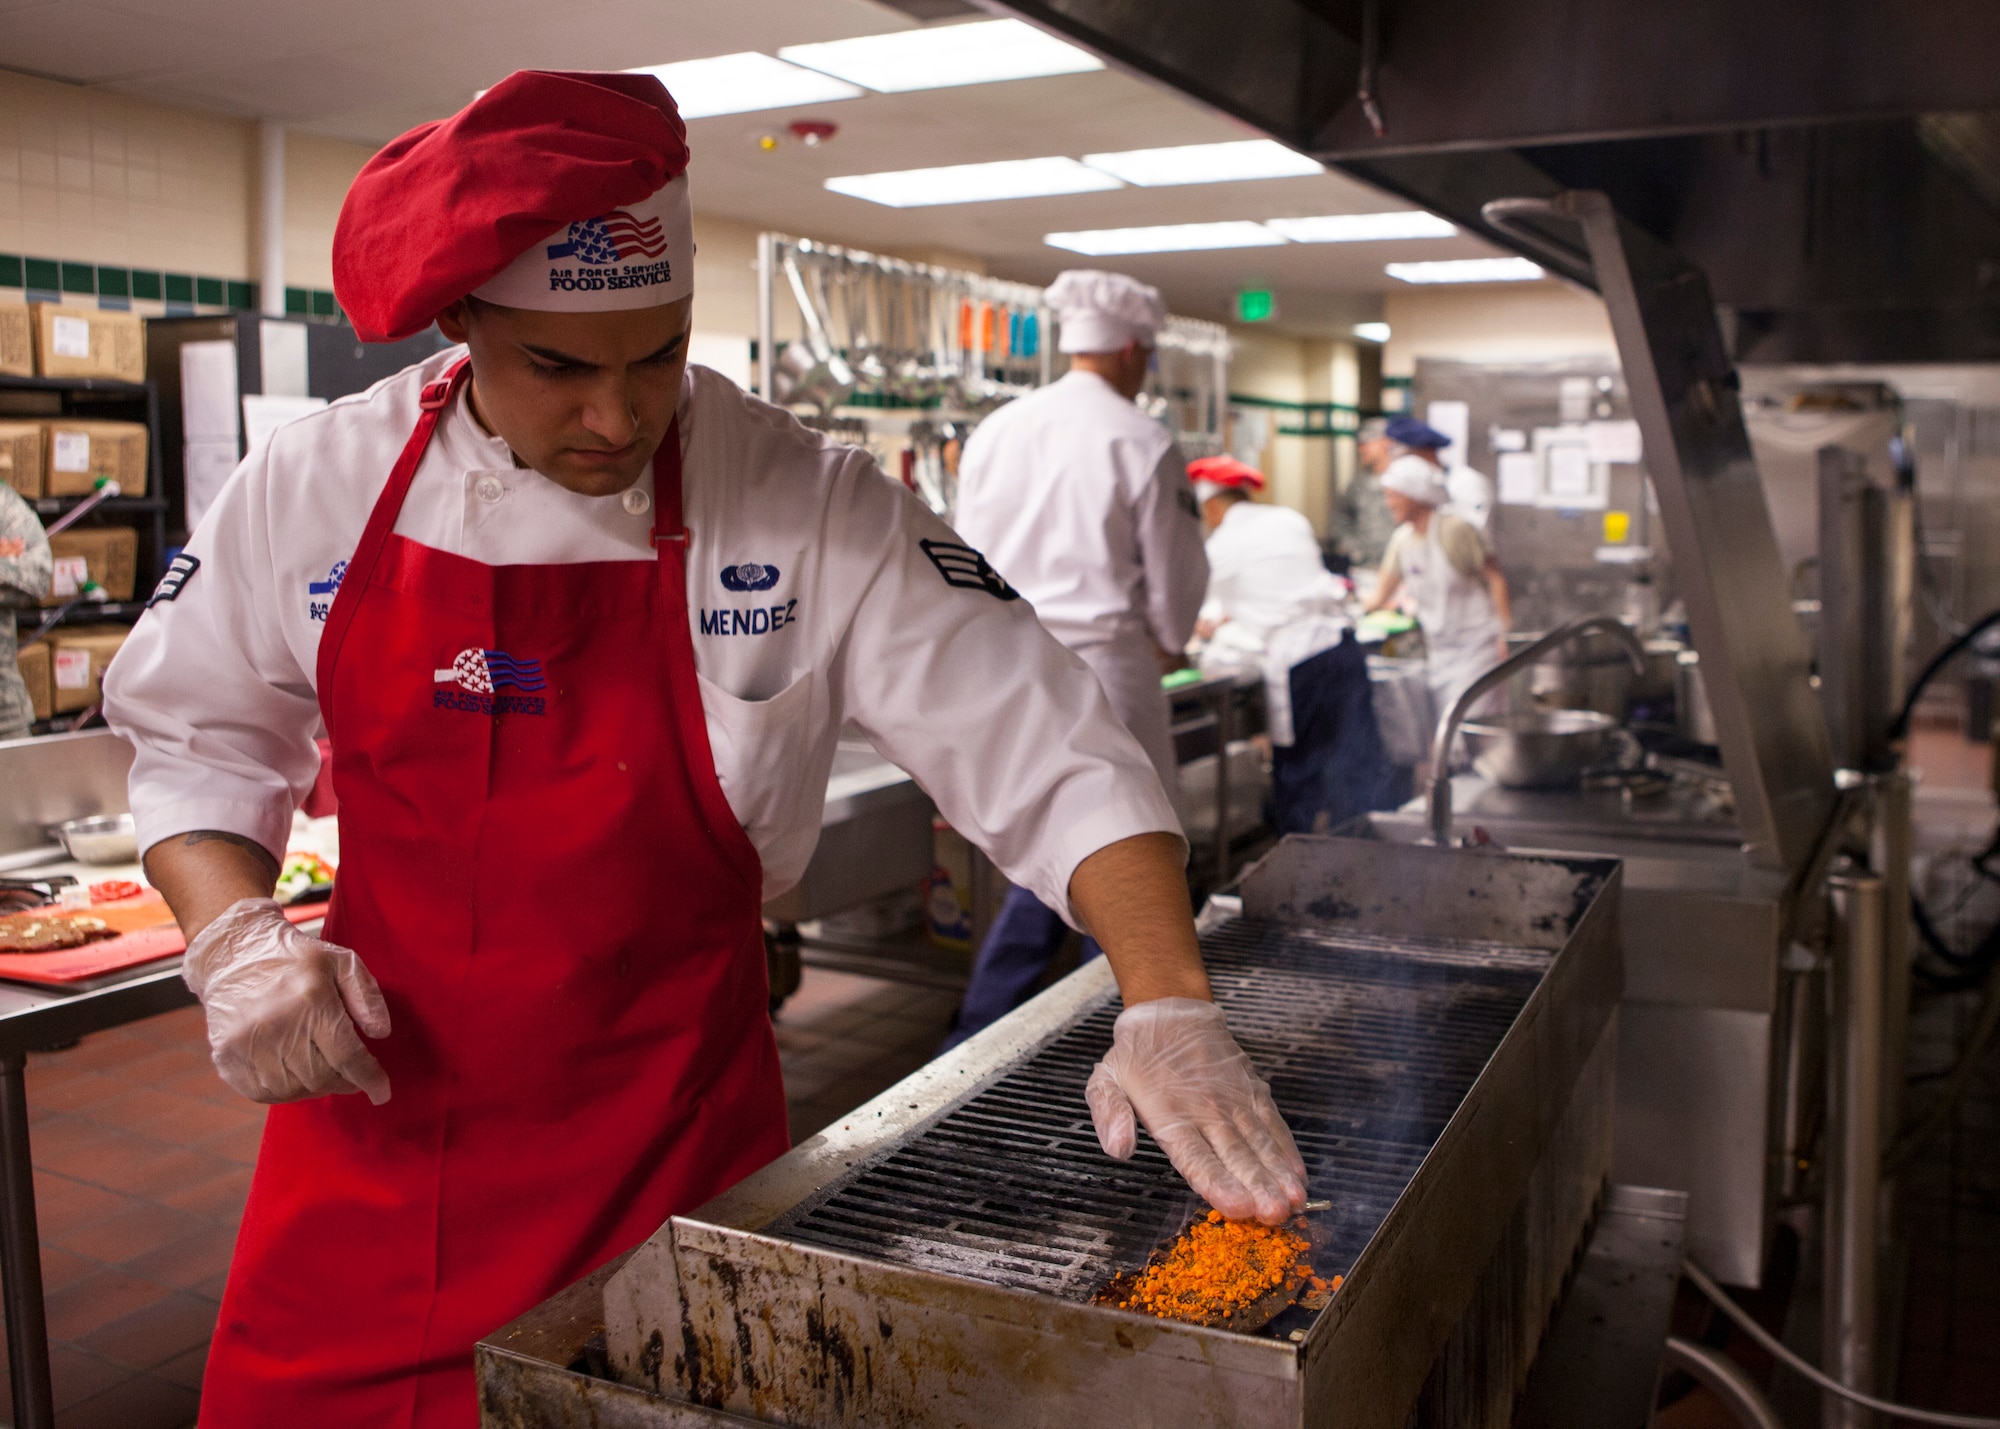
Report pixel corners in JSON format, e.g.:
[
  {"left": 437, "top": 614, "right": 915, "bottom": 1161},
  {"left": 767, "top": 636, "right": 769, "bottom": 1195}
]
[{"left": 550, "top": 211, "right": 668, "bottom": 264}]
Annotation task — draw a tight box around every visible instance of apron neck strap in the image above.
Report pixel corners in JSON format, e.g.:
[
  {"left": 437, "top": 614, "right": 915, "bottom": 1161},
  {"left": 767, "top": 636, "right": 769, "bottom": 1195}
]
[{"left": 651, "top": 416, "right": 686, "bottom": 548}]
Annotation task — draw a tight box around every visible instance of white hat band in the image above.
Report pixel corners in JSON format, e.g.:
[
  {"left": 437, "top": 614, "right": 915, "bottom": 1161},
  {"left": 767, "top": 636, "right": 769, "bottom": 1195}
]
[{"left": 475, "top": 174, "right": 694, "bottom": 311}]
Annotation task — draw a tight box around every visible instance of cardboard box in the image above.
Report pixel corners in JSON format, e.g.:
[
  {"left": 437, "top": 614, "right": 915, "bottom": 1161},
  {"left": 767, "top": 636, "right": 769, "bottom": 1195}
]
[
  {"left": 41, "top": 419, "right": 147, "bottom": 497},
  {"left": 30, "top": 302, "right": 144, "bottom": 383},
  {"left": 47, "top": 624, "right": 128, "bottom": 713},
  {"left": 0, "top": 302, "right": 31, "bottom": 378},
  {"left": 0, "top": 421, "right": 43, "bottom": 498},
  {"left": 14, "top": 640, "right": 51, "bottom": 724},
  {"left": 46, "top": 526, "right": 137, "bottom": 604}
]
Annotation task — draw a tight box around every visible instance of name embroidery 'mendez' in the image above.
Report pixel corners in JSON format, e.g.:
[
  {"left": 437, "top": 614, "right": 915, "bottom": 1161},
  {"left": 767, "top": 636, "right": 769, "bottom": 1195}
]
[{"left": 699, "top": 599, "right": 799, "bottom": 637}]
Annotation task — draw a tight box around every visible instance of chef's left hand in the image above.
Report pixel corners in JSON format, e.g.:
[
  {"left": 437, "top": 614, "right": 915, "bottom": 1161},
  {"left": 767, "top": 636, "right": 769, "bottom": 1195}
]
[{"left": 1085, "top": 997, "right": 1307, "bottom": 1225}]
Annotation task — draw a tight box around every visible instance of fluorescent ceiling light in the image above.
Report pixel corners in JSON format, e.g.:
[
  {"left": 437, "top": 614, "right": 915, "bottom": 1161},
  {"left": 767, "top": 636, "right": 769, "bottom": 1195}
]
[
  {"left": 629, "top": 53, "right": 862, "bottom": 119},
  {"left": 1268, "top": 211, "right": 1456, "bottom": 243},
  {"left": 1045, "top": 221, "right": 1287, "bottom": 255},
  {"left": 780, "top": 20, "right": 1102, "bottom": 93},
  {"left": 1386, "top": 257, "right": 1545, "bottom": 284},
  {"left": 1081, "top": 139, "right": 1322, "bottom": 187},
  {"left": 1353, "top": 322, "right": 1391, "bottom": 343},
  {"left": 828, "top": 156, "right": 1121, "bottom": 208}
]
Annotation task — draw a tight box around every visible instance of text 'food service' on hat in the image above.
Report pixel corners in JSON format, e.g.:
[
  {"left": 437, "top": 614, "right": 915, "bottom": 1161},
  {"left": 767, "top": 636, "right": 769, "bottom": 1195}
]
[
  {"left": 1380, "top": 453, "right": 1452, "bottom": 507},
  {"left": 1187, "top": 455, "right": 1266, "bottom": 502},
  {"left": 1045, "top": 269, "right": 1167, "bottom": 354},
  {"left": 1384, "top": 414, "right": 1453, "bottom": 450},
  {"left": 333, "top": 70, "right": 696, "bottom": 343}
]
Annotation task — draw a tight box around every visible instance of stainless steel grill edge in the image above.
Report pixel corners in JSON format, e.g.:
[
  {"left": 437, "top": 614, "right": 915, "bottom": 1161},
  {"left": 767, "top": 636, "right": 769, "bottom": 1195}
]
[{"left": 481, "top": 837, "right": 1623, "bottom": 1429}]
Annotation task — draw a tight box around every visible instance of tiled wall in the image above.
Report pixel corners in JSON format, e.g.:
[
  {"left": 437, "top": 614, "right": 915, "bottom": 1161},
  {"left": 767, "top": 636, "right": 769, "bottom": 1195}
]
[{"left": 0, "top": 71, "right": 372, "bottom": 320}]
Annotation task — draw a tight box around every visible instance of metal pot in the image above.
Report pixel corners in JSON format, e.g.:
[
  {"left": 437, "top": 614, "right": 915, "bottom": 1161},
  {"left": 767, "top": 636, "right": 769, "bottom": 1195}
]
[
  {"left": 51, "top": 813, "right": 137, "bottom": 864},
  {"left": 1461, "top": 709, "right": 1627, "bottom": 789},
  {"left": 1676, "top": 650, "right": 1719, "bottom": 746},
  {"left": 1516, "top": 625, "right": 1643, "bottom": 717}
]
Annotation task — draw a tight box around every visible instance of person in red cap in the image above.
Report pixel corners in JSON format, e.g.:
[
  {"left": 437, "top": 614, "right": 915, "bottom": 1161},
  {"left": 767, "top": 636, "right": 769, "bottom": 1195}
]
[
  {"left": 1187, "top": 457, "right": 1400, "bottom": 831},
  {"left": 103, "top": 72, "right": 1306, "bottom": 1427}
]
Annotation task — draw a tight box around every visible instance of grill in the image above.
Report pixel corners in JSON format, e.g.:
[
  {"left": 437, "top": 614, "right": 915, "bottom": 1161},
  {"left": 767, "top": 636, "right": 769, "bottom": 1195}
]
[
  {"left": 769, "top": 924, "right": 1548, "bottom": 1311},
  {"left": 478, "top": 836, "right": 1624, "bottom": 1429}
]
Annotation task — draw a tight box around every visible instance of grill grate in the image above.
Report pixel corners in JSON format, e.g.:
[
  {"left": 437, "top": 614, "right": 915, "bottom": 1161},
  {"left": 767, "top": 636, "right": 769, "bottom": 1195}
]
[{"left": 770, "top": 919, "right": 1548, "bottom": 1311}]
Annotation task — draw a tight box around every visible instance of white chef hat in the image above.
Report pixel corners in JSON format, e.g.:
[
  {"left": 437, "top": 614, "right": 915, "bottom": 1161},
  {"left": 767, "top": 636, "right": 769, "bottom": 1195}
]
[
  {"left": 1380, "top": 453, "right": 1451, "bottom": 507},
  {"left": 475, "top": 175, "right": 694, "bottom": 312},
  {"left": 1047, "top": 269, "right": 1166, "bottom": 353}
]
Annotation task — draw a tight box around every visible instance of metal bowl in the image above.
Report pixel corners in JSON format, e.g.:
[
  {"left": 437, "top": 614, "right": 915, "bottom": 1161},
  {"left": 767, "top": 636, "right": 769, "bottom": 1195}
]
[
  {"left": 1461, "top": 709, "right": 1622, "bottom": 789},
  {"left": 51, "top": 813, "right": 138, "bottom": 865}
]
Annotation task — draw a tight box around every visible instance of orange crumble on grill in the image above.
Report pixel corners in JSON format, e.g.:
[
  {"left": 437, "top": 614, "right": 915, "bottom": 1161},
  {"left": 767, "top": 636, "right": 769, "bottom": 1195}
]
[{"left": 1118, "top": 1209, "right": 1314, "bottom": 1322}]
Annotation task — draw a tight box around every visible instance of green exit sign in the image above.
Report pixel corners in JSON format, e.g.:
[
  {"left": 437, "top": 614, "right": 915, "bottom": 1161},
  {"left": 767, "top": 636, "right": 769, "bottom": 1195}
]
[{"left": 1235, "top": 289, "right": 1277, "bottom": 323}]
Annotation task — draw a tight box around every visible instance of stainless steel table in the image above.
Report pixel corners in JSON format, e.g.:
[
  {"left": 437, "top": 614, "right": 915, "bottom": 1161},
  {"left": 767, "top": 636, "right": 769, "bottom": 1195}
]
[{"left": 0, "top": 854, "right": 204, "bottom": 1429}]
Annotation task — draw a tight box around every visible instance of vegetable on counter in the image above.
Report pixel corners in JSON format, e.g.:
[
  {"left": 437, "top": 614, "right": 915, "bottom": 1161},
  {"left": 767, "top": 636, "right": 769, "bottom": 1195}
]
[{"left": 276, "top": 851, "right": 336, "bottom": 904}]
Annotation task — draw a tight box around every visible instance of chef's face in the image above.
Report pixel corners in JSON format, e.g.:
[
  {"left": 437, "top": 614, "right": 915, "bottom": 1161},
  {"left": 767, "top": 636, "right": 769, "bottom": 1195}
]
[
  {"left": 1383, "top": 490, "right": 1426, "bottom": 526},
  {"left": 437, "top": 296, "right": 694, "bottom": 496}
]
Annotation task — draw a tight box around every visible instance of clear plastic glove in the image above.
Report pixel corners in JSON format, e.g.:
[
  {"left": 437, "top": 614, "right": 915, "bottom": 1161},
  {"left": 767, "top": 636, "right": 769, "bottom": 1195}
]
[
  {"left": 1086, "top": 997, "right": 1306, "bottom": 1225},
  {"left": 182, "top": 897, "right": 391, "bottom": 1106}
]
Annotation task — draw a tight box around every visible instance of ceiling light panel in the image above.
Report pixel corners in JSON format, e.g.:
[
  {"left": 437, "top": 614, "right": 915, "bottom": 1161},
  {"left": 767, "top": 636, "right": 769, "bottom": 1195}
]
[
  {"left": 629, "top": 53, "right": 862, "bottom": 120},
  {"left": 1386, "top": 257, "right": 1546, "bottom": 284},
  {"left": 1045, "top": 222, "right": 1288, "bottom": 255},
  {"left": 779, "top": 20, "right": 1103, "bottom": 93},
  {"left": 1268, "top": 211, "right": 1457, "bottom": 242},
  {"left": 1353, "top": 322, "right": 1392, "bottom": 343},
  {"left": 828, "top": 157, "right": 1122, "bottom": 208},
  {"left": 1081, "top": 139, "right": 1323, "bottom": 187}
]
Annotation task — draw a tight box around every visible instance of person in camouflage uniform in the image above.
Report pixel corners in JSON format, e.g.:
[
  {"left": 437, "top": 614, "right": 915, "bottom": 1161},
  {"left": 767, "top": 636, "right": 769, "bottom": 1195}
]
[
  {"left": 0, "top": 483, "right": 52, "bottom": 739},
  {"left": 1336, "top": 416, "right": 1400, "bottom": 571}
]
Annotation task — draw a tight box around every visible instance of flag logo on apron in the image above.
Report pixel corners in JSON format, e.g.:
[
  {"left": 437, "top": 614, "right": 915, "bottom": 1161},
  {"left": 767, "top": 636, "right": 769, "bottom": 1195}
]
[{"left": 432, "top": 649, "right": 548, "bottom": 716}]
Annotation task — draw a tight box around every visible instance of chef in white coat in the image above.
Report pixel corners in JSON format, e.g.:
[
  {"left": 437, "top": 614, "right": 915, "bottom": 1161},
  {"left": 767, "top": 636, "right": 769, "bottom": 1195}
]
[
  {"left": 946, "top": 268, "right": 1209, "bottom": 1049},
  {"left": 100, "top": 73, "right": 1302, "bottom": 1429},
  {"left": 1364, "top": 454, "right": 1511, "bottom": 726}
]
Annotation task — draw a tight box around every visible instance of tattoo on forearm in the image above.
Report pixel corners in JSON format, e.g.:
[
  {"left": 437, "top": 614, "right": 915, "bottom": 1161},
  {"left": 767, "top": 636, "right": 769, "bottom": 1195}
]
[{"left": 180, "top": 830, "right": 281, "bottom": 880}]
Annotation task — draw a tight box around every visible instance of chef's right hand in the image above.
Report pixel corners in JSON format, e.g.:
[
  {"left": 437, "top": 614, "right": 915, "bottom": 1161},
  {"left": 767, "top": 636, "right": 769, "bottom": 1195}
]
[{"left": 182, "top": 897, "right": 391, "bottom": 1106}]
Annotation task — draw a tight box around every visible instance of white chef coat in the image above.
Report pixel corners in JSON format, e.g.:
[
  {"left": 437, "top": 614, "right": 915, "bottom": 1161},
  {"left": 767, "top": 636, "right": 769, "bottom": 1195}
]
[
  {"left": 103, "top": 350, "right": 1180, "bottom": 925},
  {"left": 1382, "top": 513, "right": 1505, "bottom": 721},
  {"left": 1196, "top": 501, "right": 1348, "bottom": 746},
  {"left": 952, "top": 369, "right": 1208, "bottom": 794}
]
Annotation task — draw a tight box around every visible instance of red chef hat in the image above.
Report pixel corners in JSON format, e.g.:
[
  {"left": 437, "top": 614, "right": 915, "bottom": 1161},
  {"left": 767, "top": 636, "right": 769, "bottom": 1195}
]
[
  {"left": 1187, "top": 455, "right": 1266, "bottom": 499},
  {"left": 333, "top": 70, "right": 692, "bottom": 343}
]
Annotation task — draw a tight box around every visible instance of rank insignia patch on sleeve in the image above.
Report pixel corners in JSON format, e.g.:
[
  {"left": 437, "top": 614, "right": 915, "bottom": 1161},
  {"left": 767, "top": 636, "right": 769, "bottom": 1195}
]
[
  {"left": 919, "top": 540, "right": 1019, "bottom": 601},
  {"left": 146, "top": 553, "right": 199, "bottom": 606}
]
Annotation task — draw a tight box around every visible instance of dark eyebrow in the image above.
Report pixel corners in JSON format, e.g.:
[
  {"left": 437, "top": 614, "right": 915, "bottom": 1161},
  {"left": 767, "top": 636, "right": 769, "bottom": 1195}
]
[
  {"left": 643, "top": 331, "right": 688, "bottom": 363},
  {"left": 522, "top": 343, "right": 594, "bottom": 368}
]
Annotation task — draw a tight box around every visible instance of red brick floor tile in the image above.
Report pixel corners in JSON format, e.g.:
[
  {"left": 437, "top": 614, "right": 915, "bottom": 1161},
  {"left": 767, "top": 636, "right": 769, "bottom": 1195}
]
[
  {"left": 58, "top": 1370, "right": 200, "bottom": 1429},
  {"left": 27, "top": 1072, "right": 131, "bottom": 1117},
  {"left": 156, "top": 1069, "right": 242, "bottom": 1109},
  {"left": 30, "top": 1172, "right": 138, "bottom": 1239},
  {"left": 119, "top": 1223, "right": 241, "bottom": 1293},
  {"left": 124, "top": 1007, "right": 206, "bottom": 1046},
  {"left": 26, "top": 1117, "right": 122, "bottom": 1177},
  {"left": 68, "top": 1140, "right": 240, "bottom": 1201},
  {"left": 55, "top": 1201, "right": 209, "bottom": 1266},
  {"left": 84, "top": 1088, "right": 259, "bottom": 1143},
  {"left": 191, "top": 1119, "right": 266, "bottom": 1167},
  {"left": 41, "top": 1244, "right": 105, "bottom": 1294},
  {"left": 45, "top": 1343, "right": 133, "bottom": 1412},
  {"left": 190, "top": 1271, "right": 230, "bottom": 1303},
  {"left": 158, "top": 1165, "right": 254, "bottom": 1221},
  {"left": 44, "top": 1267, "right": 172, "bottom": 1341},
  {"left": 77, "top": 1291, "right": 218, "bottom": 1371},
  {"left": 113, "top": 1046, "right": 221, "bottom": 1088},
  {"left": 154, "top": 1341, "right": 208, "bottom": 1392}
]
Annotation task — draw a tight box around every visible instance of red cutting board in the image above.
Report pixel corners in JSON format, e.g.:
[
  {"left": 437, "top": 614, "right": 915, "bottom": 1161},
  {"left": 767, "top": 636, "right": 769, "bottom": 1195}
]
[{"left": 0, "top": 890, "right": 328, "bottom": 987}]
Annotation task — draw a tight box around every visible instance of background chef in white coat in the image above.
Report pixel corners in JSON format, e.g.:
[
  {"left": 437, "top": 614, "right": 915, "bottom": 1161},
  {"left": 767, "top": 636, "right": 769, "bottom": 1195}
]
[
  {"left": 1363, "top": 454, "right": 1512, "bottom": 728},
  {"left": 99, "top": 72, "right": 1301, "bottom": 1428},
  {"left": 946, "top": 268, "right": 1209, "bottom": 1049}
]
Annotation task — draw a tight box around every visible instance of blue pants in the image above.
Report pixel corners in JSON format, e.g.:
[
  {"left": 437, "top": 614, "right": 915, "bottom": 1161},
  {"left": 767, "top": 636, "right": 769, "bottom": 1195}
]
[
  {"left": 941, "top": 884, "right": 1101, "bottom": 1051},
  {"left": 1269, "top": 632, "right": 1407, "bottom": 835}
]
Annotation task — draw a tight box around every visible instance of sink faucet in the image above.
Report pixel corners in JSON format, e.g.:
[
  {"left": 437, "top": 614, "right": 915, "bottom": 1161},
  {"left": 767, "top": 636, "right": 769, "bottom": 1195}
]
[{"left": 1426, "top": 617, "right": 1648, "bottom": 846}]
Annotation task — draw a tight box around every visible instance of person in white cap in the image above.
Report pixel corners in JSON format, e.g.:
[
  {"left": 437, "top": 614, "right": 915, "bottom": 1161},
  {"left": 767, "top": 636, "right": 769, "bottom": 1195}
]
[
  {"left": 945, "top": 268, "right": 1209, "bottom": 1050},
  {"left": 99, "top": 80, "right": 1300, "bottom": 1429},
  {"left": 1364, "top": 452, "right": 1511, "bottom": 725}
]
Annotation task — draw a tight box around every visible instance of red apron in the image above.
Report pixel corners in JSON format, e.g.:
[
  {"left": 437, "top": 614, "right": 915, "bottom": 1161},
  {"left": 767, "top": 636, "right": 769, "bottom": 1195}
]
[{"left": 201, "top": 360, "right": 789, "bottom": 1427}]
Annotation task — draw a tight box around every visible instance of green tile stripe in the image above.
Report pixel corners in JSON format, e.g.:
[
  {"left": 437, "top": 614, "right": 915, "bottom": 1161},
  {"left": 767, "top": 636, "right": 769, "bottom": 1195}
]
[{"left": 0, "top": 252, "right": 340, "bottom": 320}]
